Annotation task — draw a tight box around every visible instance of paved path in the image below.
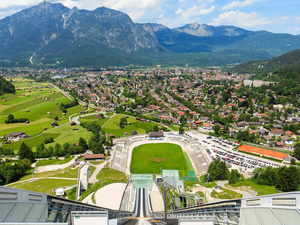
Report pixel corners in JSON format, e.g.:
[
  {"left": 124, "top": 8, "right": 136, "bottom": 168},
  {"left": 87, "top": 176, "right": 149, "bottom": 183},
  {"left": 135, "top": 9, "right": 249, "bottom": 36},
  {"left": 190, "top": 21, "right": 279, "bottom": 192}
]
[
  {"left": 101, "top": 113, "right": 115, "bottom": 128},
  {"left": 89, "top": 160, "right": 108, "bottom": 183}
]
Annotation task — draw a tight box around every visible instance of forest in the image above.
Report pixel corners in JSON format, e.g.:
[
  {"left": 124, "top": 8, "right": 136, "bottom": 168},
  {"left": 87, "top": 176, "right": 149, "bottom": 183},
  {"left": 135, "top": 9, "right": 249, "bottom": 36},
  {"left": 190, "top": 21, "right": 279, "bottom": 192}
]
[{"left": 0, "top": 76, "right": 15, "bottom": 95}]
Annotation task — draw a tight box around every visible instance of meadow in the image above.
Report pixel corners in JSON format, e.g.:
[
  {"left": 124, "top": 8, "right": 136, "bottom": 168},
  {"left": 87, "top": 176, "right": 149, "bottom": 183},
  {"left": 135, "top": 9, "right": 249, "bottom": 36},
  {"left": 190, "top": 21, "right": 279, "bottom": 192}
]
[
  {"left": 2, "top": 123, "right": 93, "bottom": 151},
  {"left": 1, "top": 79, "right": 92, "bottom": 151},
  {"left": 0, "top": 79, "right": 87, "bottom": 137},
  {"left": 9, "top": 178, "right": 77, "bottom": 195},
  {"left": 225, "top": 180, "right": 277, "bottom": 196},
  {"left": 79, "top": 114, "right": 110, "bottom": 127},
  {"left": 211, "top": 187, "right": 243, "bottom": 199},
  {"left": 102, "top": 114, "right": 158, "bottom": 137},
  {"left": 130, "top": 143, "right": 190, "bottom": 177},
  {"left": 6, "top": 163, "right": 96, "bottom": 195},
  {"left": 35, "top": 157, "right": 74, "bottom": 167}
]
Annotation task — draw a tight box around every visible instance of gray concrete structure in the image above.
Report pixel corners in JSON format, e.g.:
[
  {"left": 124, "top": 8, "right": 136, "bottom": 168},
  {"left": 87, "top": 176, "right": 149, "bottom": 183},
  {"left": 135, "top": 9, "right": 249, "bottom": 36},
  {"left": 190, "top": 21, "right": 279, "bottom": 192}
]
[
  {"left": 1, "top": 186, "right": 300, "bottom": 225},
  {"left": 0, "top": 187, "right": 133, "bottom": 225}
]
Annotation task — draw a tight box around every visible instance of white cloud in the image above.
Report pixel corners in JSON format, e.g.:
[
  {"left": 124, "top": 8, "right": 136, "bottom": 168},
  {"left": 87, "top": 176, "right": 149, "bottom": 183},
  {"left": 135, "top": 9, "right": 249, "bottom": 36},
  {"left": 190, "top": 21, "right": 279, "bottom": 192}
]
[
  {"left": 61, "top": 0, "right": 163, "bottom": 21},
  {"left": 210, "top": 10, "right": 271, "bottom": 28},
  {"left": 222, "top": 0, "right": 259, "bottom": 11},
  {"left": 0, "top": 0, "right": 41, "bottom": 9},
  {"left": 176, "top": 5, "right": 215, "bottom": 19}
]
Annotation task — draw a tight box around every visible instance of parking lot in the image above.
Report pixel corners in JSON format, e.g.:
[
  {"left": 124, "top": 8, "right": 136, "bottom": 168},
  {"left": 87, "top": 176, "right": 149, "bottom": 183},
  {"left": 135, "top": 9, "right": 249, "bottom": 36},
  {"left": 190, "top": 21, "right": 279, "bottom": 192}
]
[{"left": 185, "top": 131, "right": 284, "bottom": 176}]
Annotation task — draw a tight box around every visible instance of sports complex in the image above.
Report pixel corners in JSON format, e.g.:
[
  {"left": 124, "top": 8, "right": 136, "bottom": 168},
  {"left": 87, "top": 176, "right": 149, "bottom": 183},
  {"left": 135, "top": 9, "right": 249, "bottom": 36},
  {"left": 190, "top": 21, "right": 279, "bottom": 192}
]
[{"left": 1, "top": 131, "right": 300, "bottom": 225}]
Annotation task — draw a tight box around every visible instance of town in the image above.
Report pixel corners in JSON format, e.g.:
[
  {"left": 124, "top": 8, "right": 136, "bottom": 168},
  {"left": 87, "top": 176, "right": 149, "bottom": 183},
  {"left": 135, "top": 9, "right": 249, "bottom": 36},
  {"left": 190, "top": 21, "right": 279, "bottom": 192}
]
[{"left": 51, "top": 67, "right": 299, "bottom": 151}]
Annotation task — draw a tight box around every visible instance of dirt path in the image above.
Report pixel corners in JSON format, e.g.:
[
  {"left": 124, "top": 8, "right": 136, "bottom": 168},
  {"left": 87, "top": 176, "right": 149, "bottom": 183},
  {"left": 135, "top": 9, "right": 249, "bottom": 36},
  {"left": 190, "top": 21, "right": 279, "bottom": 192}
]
[
  {"left": 217, "top": 180, "right": 255, "bottom": 198},
  {"left": 191, "top": 180, "right": 256, "bottom": 204},
  {"left": 34, "top": 157, "right": 77, "bottom": 173}
]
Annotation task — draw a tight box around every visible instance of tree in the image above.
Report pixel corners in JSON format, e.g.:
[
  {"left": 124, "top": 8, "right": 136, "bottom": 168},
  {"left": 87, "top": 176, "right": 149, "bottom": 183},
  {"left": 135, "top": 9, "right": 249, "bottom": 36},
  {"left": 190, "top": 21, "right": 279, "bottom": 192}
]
[
  {"left": 277, "top": 166, "right": 300, "bottom": 192},
  {"left": 229, "top": 169, "right": 241, "bottom": 184},
  {"left": 291, "top": 158, "right": 296, "bottom": 165},
  {"left": 79, "top": 137, "right": 88, "bottom": 150},
  {"left": 90, "top": 142, "right": 104, "bottom": 154},
  {"left": 213, "top": 125, "right": 221, "bottom": 136},
  {"left": 18, "top": 142, "right": 35, "bottom": 163},
  {"left": 7, "top": 114, "right": 14, "bottom": 122},
  {"left": 179, "top": 125, "right": 185, "bottom": 134},
  {"left": 207, "top": 157, "right": 229, "bottom": 181},
  {"left": 119, "top": 117, "right": 127, "bottom": 129},
  {"left": 294, "top": 143, "right": 300, "bottom": 160}
]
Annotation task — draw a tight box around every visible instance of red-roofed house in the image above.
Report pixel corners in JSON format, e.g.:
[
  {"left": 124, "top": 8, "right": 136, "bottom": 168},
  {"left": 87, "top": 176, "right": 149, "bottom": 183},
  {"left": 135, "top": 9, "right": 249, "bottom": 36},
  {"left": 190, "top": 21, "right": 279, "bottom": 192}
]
[{"left": 203, "top": 123, "right": 212, "bottom": 130}]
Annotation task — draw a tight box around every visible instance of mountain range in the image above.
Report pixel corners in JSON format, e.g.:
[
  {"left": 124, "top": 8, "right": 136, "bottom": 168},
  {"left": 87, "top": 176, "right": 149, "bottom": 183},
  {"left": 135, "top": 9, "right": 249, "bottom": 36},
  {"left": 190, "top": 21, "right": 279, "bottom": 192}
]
[{"left": 0, "top": 1, "right": 300, "bottom": 67}]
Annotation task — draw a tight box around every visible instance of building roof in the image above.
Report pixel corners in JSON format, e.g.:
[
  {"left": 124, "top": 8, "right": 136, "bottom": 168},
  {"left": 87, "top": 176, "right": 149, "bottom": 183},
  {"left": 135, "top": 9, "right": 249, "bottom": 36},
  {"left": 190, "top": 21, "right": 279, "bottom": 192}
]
[
  {"left": 281, "top": 136, "right": 291, "bottom": 141},
  {"left": 84, "top": 154, "right": 105, "bottom": 159},
  {"left": 270, "top": 129, "right": 283, "bottom": 134},
  {"left": 148, "top": 132, "right": 164, "bottom": 137},
  {"left": 5, "top": 132, "right": 26, "bottom": 138}
]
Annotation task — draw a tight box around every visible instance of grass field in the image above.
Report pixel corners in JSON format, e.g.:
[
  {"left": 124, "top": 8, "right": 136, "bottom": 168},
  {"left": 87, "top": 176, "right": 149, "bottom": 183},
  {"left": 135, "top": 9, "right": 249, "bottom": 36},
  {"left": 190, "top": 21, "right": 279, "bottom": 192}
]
[
  {"left": 1, "top": 79, "right": 89, "bottom": 152},
  {"left": 211, "top": 187, "right": 243, "bottom": 199},
  {"left": 9, "top": 178, "right": 77, "bottom": 195},
  {"left": 130, "top": 143, "right": 189, "bottom": 177},
  {"left": 36, "top": 157, "right": 74, "bottom": 167},
  {"left": 79, "top": 115, "right": 110, "bottom": 127},
  {"left": 225, "top": 180, "right": 277, "bottom": 196},
  {"left": 96, "top": 167, "right": 127, "bottom": 181},
  {"left": 0, "top": 79, "right": 87, "bottom": 136},
  {"left": 102, "top": 114, "right": 158, "bottom": 137},
  {"left": 183, "top": 152, "right": 194, "bottom": 171},
  {"left": 79, "top": 168, "right": 127, "bottom": 202},
  {"left": 168, "top": 125, "right": 180, "bottom": 131},
  {"left": 6, "top": 162, "right": 96, "bottom": 195},
  {"left": 3, "top": 122, "right": 93, "bottom": 151}
]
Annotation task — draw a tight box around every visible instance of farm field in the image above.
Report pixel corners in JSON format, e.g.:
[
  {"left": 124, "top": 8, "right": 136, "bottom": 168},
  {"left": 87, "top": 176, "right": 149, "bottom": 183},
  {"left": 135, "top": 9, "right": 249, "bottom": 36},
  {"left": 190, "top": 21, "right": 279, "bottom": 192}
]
[
  {"left": 130, "top": 143, "right": 190, "bottom": 177},
  {"left": 102, "top": 114, "right": 158, "bottom": 137},
  {"left": 2, "top": 123, "right": 93, "bottom": 151},
  {"left": 0, "top": 79, "right": 86, "bottom": 137},
  {"left": 1, "top": 79, "right": 92, "bottom": 151},
  {"left": 79, "top": 114, "right": 110, "bottom": 127}
]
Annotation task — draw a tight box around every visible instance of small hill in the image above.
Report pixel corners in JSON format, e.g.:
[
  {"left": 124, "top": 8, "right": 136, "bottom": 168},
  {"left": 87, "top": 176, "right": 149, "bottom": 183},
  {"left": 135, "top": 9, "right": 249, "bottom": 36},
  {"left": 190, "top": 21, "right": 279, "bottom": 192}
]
[{"left": 233, "top": 49, "right": 300, "bottom": 73}]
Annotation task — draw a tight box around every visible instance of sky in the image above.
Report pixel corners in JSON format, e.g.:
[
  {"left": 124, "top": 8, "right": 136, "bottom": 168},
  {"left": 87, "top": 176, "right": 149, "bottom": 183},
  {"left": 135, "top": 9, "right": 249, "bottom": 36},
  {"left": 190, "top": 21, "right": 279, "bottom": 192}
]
[{"left": 0, "top": 0, "right": 299, "bottom": 35}]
